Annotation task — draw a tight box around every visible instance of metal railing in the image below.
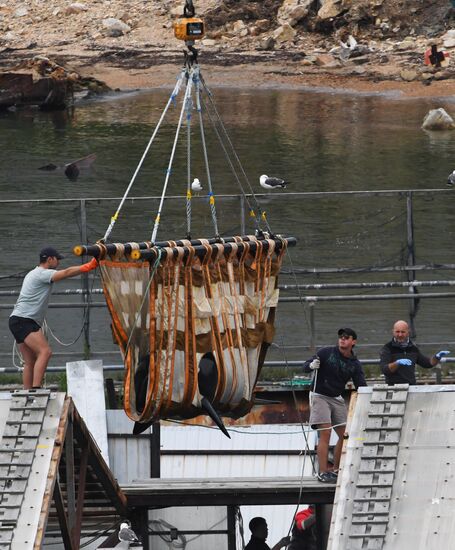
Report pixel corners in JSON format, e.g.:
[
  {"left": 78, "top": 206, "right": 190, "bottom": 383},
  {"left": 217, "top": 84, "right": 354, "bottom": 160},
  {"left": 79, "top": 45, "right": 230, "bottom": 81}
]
[{"left": 0, "top": 188, "right": 454, "bottom": 375}]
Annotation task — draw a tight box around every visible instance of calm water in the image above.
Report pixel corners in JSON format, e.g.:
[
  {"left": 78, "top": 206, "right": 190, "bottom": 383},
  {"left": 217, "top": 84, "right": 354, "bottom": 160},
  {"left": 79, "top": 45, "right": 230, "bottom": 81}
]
[{"left": 1, "top": 84, "right": 455, "bottom": 367}]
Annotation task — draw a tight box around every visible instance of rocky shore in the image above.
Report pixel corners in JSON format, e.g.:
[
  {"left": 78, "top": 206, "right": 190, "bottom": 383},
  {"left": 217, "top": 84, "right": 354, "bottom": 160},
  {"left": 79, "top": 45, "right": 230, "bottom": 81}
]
[{"left": 1, "top": 0, "right": 455, "bottom": 103}]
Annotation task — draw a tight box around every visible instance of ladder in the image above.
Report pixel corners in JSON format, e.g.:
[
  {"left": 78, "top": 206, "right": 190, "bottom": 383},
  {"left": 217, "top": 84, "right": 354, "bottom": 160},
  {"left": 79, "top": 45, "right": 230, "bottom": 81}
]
[
  {"left": 348, "top": 384, "right": 409, "bottom": 550},
  {"left": 0, "top": 389, "right": 51, "bottom": 549}
]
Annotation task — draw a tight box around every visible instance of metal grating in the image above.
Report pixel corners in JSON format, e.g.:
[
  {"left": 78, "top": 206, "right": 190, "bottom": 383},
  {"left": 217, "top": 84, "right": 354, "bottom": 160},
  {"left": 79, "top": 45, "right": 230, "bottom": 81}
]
[
  {"left": 0, "top": 390, "right": 50, "bottom": 549},
  {"left": 347, "top": 384, "right": 409, "bottom": 549}
]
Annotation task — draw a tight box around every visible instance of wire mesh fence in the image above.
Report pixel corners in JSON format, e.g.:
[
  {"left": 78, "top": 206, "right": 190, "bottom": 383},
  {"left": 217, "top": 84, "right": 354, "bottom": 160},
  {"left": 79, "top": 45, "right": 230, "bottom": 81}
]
[{"left": 0, "top": 188, "right": 453, "bottom": 381}]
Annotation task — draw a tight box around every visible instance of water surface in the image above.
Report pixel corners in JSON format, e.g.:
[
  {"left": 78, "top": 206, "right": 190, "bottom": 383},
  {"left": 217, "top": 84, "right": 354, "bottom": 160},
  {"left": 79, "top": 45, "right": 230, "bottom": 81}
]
[{"left": 1, "top": 85, "right": 454, "bottom": 368}]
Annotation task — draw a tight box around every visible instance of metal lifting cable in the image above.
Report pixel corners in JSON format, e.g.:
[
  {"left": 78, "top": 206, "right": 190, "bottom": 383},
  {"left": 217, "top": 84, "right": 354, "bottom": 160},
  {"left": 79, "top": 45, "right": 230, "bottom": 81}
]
[
  {"left": 103, "top": 70, "right": 186, "bottom": 243},
  {"left": 151, "top": 72, "right": 194, "bottom": 244},
  {"left": 198, "top": 91, "right": 264, "bottom": 235},
  {"left": 194, "top": 66, "right": 219, "bottom": 238},
  {"left": 186, "top": 72, "right": 193, "bottom": 238},
  {"left": 200, "top": 76, "right": 274, "bottom": 236}
]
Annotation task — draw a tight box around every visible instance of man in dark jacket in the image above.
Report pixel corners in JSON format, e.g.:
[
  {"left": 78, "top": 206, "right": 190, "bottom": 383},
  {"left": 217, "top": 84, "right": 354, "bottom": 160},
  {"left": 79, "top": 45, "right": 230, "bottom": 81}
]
[
  {"left": 288, "top": 506, "right": 316, "bottom": 550},
  {"left": 245, "top": 517, "right": 290, "bottom": 550},
  {"left": 303, "top": 328, "right": 367, "bottom": 483},
  {"left": 380, "top": 320, "right": 450, "bottom": 385}
]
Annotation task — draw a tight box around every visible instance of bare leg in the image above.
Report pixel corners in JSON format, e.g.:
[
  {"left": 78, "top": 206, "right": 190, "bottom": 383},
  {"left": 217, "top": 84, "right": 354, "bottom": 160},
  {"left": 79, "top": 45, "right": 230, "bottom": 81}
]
[
  {"left": 18, "top": 343, "right": 36, "bottom": 389},
  {"left": 21, "top": 330, "right": 52, "bottom": 389},
  {"left": 316, "top": 423, "right": 331, "bottom": 473},
  {"left": 333, "top": 424, "right": 346, "bottom": 470}
]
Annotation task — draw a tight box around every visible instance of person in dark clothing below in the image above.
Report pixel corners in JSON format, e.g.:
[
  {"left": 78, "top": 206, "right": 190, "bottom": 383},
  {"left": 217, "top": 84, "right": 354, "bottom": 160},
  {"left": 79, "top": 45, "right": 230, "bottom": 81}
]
[
  {"left": 288, "top": 506, "right": 317, "bottom": 550},
  {"left": 303, "top": 328, "right": 367, "bottom": 483},
  {"left": 380, "top": 320, "right": 450, "bottom": 385},
  {"left": 245, "top": 517, "right": 290, "bottom": 550}
]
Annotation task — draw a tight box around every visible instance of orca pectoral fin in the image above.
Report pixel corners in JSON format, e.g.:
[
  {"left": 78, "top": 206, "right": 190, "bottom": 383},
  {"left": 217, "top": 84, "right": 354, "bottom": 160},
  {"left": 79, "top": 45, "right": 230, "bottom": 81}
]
[
  {"left": 201, "top": 397, "right": 231, "bottom": 439},
  {"left": 133, "top": 419, "right": 154, "bottom": 435}
]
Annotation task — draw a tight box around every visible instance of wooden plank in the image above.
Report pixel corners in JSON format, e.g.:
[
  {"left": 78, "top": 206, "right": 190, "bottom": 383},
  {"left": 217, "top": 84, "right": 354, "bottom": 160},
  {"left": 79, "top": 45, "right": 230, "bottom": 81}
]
[
  {"left": 53, "top": 478, "right": 75, "bottom": 550},
  {"left": 123, "top": 476, "right": 335, "bottom": 507},
  {"left": 72, "top": 440, "right": 89, "bottom": 549},
  {"left": 34, "top": 397, "right": 72, "bottom": 549},
  {"left": 72, "top": 406, "right": 128, "bottom": 516}
]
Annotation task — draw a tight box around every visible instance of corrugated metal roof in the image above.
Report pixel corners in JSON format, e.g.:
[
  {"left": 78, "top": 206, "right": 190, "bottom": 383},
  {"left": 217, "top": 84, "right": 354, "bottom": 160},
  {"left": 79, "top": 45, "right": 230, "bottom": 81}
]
[{"left": 328, "top": 385, "right": 455, "bottom": 550}]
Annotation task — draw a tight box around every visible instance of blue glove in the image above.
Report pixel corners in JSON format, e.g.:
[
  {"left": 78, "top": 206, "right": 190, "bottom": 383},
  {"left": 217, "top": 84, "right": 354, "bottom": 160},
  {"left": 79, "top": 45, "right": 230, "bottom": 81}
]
[
  {"left": 435, "top": 350, "right": 450, "bottom": 360},
  {"left": 396, "top": 358, "right": 413, "bottom": 366}
]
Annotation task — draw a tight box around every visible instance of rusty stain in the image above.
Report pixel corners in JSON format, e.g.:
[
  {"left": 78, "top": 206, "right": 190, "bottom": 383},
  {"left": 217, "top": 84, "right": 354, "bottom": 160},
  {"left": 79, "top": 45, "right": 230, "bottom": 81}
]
[{"left": 182, "top": 388, "right": 356, "bottom": 428}]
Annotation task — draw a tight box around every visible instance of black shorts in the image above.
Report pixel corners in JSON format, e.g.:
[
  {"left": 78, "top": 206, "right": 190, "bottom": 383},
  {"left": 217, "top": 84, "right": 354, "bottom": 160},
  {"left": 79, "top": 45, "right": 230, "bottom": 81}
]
[{"left": 9, "top": 316, "right": 41, "bottom": 344}]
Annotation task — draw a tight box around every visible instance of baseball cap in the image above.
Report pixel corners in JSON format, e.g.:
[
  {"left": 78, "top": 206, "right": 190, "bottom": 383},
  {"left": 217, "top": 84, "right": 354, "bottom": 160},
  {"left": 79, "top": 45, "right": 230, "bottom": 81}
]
[
  {"left": 39, "top": 246, "right": 64, "bottom": 262},
  {"left": 338, "top": 327, "right": 357, "bottom": 340}
]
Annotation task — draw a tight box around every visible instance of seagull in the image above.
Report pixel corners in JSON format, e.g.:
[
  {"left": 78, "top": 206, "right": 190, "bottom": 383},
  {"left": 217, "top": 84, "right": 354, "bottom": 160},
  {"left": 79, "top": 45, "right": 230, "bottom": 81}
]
[
  {"left": 259, "top": 174, "right": 288, "bottom": 190},
  {"left": 447, "top": 170, "right": 455, "bottom": 186},
  {"left": 38, "top": 153, "right": 96, "bottom": 182},
  {"left": 118, "top": 521, "right": 139, "bottom": 544},
  {"left": 191, "top": 178, "right": 203, "bottom": 192}
]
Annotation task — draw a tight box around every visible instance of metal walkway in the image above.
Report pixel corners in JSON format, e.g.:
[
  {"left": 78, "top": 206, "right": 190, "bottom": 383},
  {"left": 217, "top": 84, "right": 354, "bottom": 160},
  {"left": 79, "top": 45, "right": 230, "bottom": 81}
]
[
  {"left": 0, "top": 390, "right": 59, "bottom": 549},
  {"left": 0, "top": 390, "right": 127, "bottom": 550},
  {"left": 328, "top": 384, "right": 455, "bottom": 550}
]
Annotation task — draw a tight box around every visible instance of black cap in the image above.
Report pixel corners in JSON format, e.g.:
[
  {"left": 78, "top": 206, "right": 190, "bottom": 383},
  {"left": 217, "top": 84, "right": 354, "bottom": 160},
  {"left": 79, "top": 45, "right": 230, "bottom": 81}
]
[
  {"left": 39, "top": 246, "right": 64, "bottom": 262},
  {"left": 338, "top": 327, "right": 357, "bottom": 340}
]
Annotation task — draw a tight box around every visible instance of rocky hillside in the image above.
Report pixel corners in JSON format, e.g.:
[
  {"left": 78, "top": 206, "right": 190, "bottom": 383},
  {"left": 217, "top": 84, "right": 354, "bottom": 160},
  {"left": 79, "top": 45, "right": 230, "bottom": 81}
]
[
  {"left": 1, "top": 0, "right": 454, "bottom": 91},
  {"left": 1, "top": 0, "right": 453, "bottom": 54}
]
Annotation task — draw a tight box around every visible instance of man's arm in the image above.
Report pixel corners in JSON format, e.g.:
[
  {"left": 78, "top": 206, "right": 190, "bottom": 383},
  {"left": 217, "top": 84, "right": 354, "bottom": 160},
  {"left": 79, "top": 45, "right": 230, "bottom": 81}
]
[
  {"left": 51, "top": 258, "right": 98, "bottom": 282},
  {"left": 303, "top": 347, "right": 328, "bottom": 373},
  {"left": 416, "top": 350, "right": 436, "bottom": 369},
  {"left": 353, "top": 363, "right": 367, "bottom": 388},
  {"left": 270, "top": 536, "right": 290, "bottom": 550},
  {"left": 380, "top": 345, "right": 399, "bottom": 375}
]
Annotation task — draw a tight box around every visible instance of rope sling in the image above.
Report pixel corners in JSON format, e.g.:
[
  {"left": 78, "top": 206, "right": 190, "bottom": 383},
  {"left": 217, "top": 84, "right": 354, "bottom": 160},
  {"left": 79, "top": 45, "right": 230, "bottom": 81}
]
[
  {"left": 94, "top": 237, "right": 288, "bottom": 426},
  {"left": 73, "top": 19, "right": 296, "bottom": 433}
]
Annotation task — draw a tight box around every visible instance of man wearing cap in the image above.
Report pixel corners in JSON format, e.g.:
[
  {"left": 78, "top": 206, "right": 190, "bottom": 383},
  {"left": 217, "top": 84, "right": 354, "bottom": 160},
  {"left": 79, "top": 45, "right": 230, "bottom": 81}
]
[
  {"left": 380, "top": 319, "right": 450, "bottom": 385},
  {"left": 9, "top": 247, "right": 98, "bottom": 389},
  {"left": 303, "top": 328, "right": 367, "bottom": 483}
]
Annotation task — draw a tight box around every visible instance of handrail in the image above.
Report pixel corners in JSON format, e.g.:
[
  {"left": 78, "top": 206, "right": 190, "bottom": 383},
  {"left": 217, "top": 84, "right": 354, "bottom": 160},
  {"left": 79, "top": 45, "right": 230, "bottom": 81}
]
[{"left": 0, "top": 187, "right": 452, "bottom": 205}]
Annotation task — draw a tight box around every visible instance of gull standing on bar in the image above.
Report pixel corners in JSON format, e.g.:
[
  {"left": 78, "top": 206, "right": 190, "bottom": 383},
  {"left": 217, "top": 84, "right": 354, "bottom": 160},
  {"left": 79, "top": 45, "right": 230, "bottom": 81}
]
[
  {"left": 260, "top": 174, "right": 288, "bottom": 190},
  {"left": 191, "top": 177, "right": 203, "bottom": 191}
]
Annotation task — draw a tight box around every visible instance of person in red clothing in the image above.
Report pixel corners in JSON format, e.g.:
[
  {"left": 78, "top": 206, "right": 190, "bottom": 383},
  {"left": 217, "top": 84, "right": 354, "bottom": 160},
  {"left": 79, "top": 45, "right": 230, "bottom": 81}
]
[
  {"left": 288, "top": 506, "right": 317, "bottom": 550},
  {"left": 245, "top": 517, "right": 290, "bottom": 550}
]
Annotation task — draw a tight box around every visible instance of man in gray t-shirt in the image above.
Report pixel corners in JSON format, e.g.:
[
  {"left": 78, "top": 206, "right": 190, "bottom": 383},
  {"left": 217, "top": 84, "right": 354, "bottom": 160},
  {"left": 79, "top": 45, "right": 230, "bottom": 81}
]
[{"left": 9, "top": 246, "right": 97, "bottom": 389}]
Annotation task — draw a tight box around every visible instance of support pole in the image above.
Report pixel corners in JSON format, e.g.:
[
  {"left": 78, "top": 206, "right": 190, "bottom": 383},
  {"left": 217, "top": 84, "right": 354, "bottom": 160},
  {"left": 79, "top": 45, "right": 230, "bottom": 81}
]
[
  {"left": 65, "top": 416, "right": 76, "bottom": 537},
  {"left": 309, "top": 301, "right": 316, "bottom": 353},
  {"left": 80, "top": 199, "right": 91, "bottom": 358},
  {"left": 240, "top": 194, "right": 245, "bottom": 235},
  {"left": 227, "top": 505, "right": 237, "bottom": 550},
  {"left": 151, "top": 422, "right": 161, "bottom": 478},
  {"left": 406, "top": 192, "right": 418, "bottom": 338}
]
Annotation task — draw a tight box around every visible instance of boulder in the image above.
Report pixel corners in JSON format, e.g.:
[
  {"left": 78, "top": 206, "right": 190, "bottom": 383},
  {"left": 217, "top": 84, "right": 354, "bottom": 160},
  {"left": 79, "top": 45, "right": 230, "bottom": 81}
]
[
  {"left": 65, "top": 3, "right": 88, "bottom": 15},
  {"left": 232, "top": 20, "right": 247, "bottom": 33},
  {"left": 277, "top": 0, "right": 313, "bottom": 27},
  {"left": 422, "top": 108, "right": 455, "bottom": 131},
  {"left": 272, "top": 23, "right": 297, "bottom": 43},
  {"left": 257, "top": 36, "right": 275, "bottom": 51},
  {"left": 318, "top": 0, "right": 345, "bottom": 20},
  {"left": 14, "top": 7, "right": 28, "bottom": 17},
  {"left": 256, "top": 19, "right": 271, "bottom": 32},
  {"left": 400, "top": 69, "right": 418, "bottom": 81},
  {"left": 102, "top": 18, "right": 131, "bottom": 37},
  {"left": 314, "top": 53, "right": 341, "bottom": 67}
]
